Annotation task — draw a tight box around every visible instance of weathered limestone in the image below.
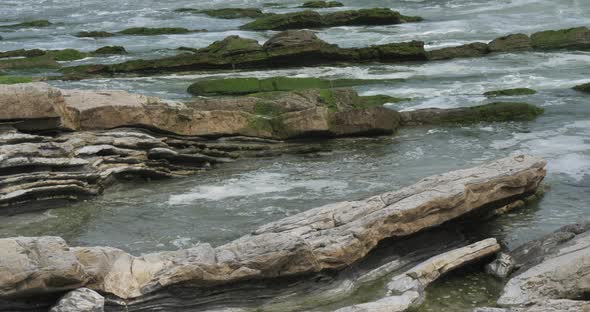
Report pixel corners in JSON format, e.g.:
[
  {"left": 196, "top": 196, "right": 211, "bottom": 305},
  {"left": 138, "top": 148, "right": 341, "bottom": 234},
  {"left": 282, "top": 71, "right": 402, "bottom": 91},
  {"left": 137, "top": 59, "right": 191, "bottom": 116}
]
[
  {"left": 50, "top": 288, "right": 104, "bottom": 312},
  {"left": 0, "top": 155, "right": 546, "bottom": 304},
  {"left": 496, "top": 222, "right": 590, "bottom": 306},
  {"left": 336, "top": 238, "right": 501, "bottom": 312}
]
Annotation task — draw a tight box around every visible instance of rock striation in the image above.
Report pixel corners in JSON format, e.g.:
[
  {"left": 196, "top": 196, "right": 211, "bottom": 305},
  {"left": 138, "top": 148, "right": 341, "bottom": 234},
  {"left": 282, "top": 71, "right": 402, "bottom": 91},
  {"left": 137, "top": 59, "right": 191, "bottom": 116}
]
[
  {"left": 336, "top": 238, "right": 501, "bottom": 312},
  {"left": 0, "top": 155, "right": 546, "bottom": 307},
  {"left": 50, "top": 288, "right": 105, "bottom": 312}
]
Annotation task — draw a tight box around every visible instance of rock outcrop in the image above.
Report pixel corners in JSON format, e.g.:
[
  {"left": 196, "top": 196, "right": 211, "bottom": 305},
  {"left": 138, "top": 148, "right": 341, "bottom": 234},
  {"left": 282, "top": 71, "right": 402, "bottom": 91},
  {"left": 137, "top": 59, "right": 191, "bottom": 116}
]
[
  {"left": 50, "top": 288, "right": 104, "bottom": 312},
  {"left": 0, "top": 155, "right": 546, "bottom": 306},
  {"left": 336, "top": 238, "right": 501, "bottom": 312},
  {"left": 300, "top": 1, "right": 344, "bottom": 8},
  {"left": 574, "top": 82, "right": 590, "bottom": 93},
  {"left": 496, "top": 222, "right": 590, "bottom": 306},
  {"left": 475, "top": 300, "right": 590, "bottom": 312},
  {"left": 484, "top": 88, "right": 537, "bottom": 97},
  {"left": 240, "top": 8, "right": 422, "bottom": 30},
  {"left": 61, "top": 30, "right": 427, "bottom": 78},
  {"left": 175, "top": 8, "right": 269, "bottom": 19}
]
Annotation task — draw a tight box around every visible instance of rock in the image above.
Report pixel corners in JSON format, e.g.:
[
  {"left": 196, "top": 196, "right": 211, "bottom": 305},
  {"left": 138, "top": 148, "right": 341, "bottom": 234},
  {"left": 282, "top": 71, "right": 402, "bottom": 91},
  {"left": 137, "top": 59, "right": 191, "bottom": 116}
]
[
  {"left": 400, "top": 102, "right": 544, "bottom": 126},
  {"left": 50, "top": 288, "right": 104, "bottom": 312},
  {"left": 573, "top": 82, "right": 590, "bottom": 93},
  {"left": 484, "top": 88, "right": 537, "bottom": 97},
  {"left": 76, "top": 31, "right": 115, "bottom": 38},
  {"left": 0, "top": 76, "right": 34, "bottom": 84},
  {"left": 47, "top": 49, "right": 89, "bottom": 61},
  {"left": 175, "top": 8, "right": 269, "bottom": 19},
  {"left": 427, "top": 42, "right": 490, "bottom": 60},
  {"left": 62, "top": 30, "right": 427, "bottom": 78},
  {"left": 0, "top": 236, "right": 88, "bottom": 297},
  {"left": 0, "top": 20, "right": 51, "bottom": 28},
  {"left": 0, "top": 83, "right": 64, "bottom": 129},
  {"left": 497, "top": 222, "right": 590, "bottom": 306},
  {"left": 489, "top": 34, "right": 533, "bottom": 52},
  {"left": 531, "top": 26, "right": 590, "bottom": 50},
  {"left": 92, "top": 46, "right": 127, "bottom": 55},
  {"left": 0, "top": 48, "right": 46, "bottom": 58},
  {"left": 335, "top": 238, "right": 501, "bottom": 312},
  {"left": 475, "top": 300, "right": 590, "bottom": 311},
  {"left": 485, "top": 252, "right": 516, "bottom": 279},
  {"left": 241, "top": 8, "right": 422, "bottom": 30},
  {"left": 118, "top": 27, "right": 193, "bottom": 36},
  {"left": 300, "top": 1, "right": 344, "bottom": 8},
  {"left": 187, "top": 77, "right": 394, "bottom": 96},
  {"left": 0, "top": 55, "right": 60, "bottom": 70},
  {"left": 0, "top": 155, "right": 546, "bottom": 303}
]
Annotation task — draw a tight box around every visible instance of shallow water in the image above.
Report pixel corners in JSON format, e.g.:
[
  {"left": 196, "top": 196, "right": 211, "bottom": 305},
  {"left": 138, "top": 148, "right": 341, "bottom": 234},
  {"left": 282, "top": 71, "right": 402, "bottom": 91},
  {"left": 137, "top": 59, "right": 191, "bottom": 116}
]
[{"left": 1, "top": 0, "right": 590, "bottom": 310}]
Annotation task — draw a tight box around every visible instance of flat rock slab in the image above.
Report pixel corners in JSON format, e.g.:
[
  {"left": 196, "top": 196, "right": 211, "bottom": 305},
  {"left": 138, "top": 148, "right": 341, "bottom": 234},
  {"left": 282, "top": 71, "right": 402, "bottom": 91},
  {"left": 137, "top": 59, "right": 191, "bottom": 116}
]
[{"left": 0, "top": 155, "right": 545, "bottom": 304}]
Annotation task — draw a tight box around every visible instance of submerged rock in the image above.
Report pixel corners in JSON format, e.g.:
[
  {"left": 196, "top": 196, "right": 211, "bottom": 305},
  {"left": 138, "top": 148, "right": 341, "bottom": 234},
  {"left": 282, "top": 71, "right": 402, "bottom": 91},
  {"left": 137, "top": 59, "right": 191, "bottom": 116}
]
[
  {"left": 0, "top": 20, "right": 51, "bottom": 28},
  {"left": 484, "top": 88, "right": 537, "bottom": 97},
  {"left": 241, "top": 8, "right": 422, "bottom": 30},
  {"left": 336, "top": 238, "right": 501, "bottom": 312},
  {"left": 92, "top": 46, "right": 127, "bottom": 55},
  {"left": 300, "top": 1, "right": 344, "bottom": 8},
  {"left": 573, "top": 82, "right": 590, "bottom": 93},
  {"left": 118, "top": 27, "right": 196, "bottom": 36},
  {"left": 400, "top": 102, "right": 544, "bottom": 126},
  {"left": 61, "top": 30, "right": 427, "bottom": 78},
  {"left": 175, "top": 8, "right": 269, "bottom": 19},
  {"left": 187, "top": 77, "right": 397, "bottom": 96},
  {"left": 76, "top": 31, "right": 115, "bottom": 38},
  {"left": 50, "top": 288, "right": 104, "bottom": 312},
  {"left": 488, "top": 34, "right": 533, "bottom": 52},
  {"left": 0, "top": 155, "right": 546, "bottom": 304},
  {"left": 427, "top": 42, "right": 489, "bottom": 60}
]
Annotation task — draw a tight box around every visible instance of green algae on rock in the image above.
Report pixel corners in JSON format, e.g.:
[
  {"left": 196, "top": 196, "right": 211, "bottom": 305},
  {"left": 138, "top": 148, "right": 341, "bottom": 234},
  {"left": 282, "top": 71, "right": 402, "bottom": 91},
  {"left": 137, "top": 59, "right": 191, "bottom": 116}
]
[
  {"left": 484, "top": 88, "right": 537, "bottom": 97},
  {"left": 187, "top": 77, "right": 399, "bottom": 96},
  {"left": 60, "top": 30, "right": 427, "bottom": 78},
  {"left": 427, "top": 42, "right": 489, "bottom": 60},
  {"left": 47, "top": 49, "right": 89, "bottom": 61},
  {"left": 0, "top": 20, "right": 52, "bottom": 28},
  {"left": 531, "top": 26, "right": 590, "bottom": 50},
  {"left": 118, "top": 27, "right": 195, "bottom": 36},
  {"left": 0, "top": 55, "right": 60, "bottom": 70},
  {"left": 488, "top": 34, "right": 532, "bottom": 52},
  {"left": 0, "top": 76, "right": 34, "bottom": 84},
  {"left": 573, "top": 82, "right": 590, "bottom": 93},
  {"left": 92, "top": 46, "right": 127, "bottom": 55},
  {"left": 400, "top": 102, "right": 544, "bottom": 126},
  {"left": 76, "top": 31, "right": 115, "bottom": 38},
  {"left": 300, "top": 1, "right": 344, "bottom": 8},
  {"left": 0, "top": 49, "right": 45, "bottom": 59},
  {"left": 240, "top": 8, "right": 423, "bottom": 30},
  {"left": 175, "top": 8, "right": 269, "bottom": 19}
]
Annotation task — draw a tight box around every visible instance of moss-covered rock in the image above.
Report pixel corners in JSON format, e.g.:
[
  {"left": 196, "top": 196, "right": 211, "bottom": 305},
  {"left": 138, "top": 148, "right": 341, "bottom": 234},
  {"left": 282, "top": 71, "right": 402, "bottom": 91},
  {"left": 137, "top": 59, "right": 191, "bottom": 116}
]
[
  {"left": 488, "top": 34, "right": 532, "bottom": 52},
  {"left": 0, "top": 76, "right": 34, "bottom": 84},
  {"left": 400, "top": 102, "right": 544, "bottom": 126},
  {"left": 427, "top": 42, "right": 489, "bottom": 60},
  {"left": 46, "top": 49, "right": 89, "bottom": 61},
  {"left": 176, "top": 8, "right": 269, "bottom": 19},
  {"left": 92, "top": 46, "right": 127, "bottom": 55},
  {"left": 240, "top": 8, "right": 422, "bottom": 30},
  {"left": 0, "top": 49, "right": 46, "bottom": 59},
  {"left": 300, "top": 1, "right": 344, "bottom": 8},
  {"left": 61, "top": 30, "right": 427, "bottom": 78},
  {"left": 118, "top": 27, "right": 193, "bottom": 36},
  {"left": 0, "top": 20, "right": 52, "bottom": 28},
  {"left": 573, "top": 83, "right": 590, "bottom": 93},
  {"left": 484, "top": 88, "right": 537, "bottom": 97},
  {"left": 188, "top": 77, "right": 396, "bottom": 96},
  {"left": 0, "top": 55, "right": 60, "bottom": 69},
  {"left": 531, "top": 27, "right": 590, "bottom": 50},
  {"left": 76, "top": 31, "right": 115, "bottom": 38}
]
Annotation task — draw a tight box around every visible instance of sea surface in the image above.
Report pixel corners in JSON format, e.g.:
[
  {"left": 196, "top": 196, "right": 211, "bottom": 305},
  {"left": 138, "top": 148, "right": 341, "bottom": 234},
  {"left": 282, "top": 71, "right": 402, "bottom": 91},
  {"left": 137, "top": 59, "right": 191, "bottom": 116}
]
[{"left": 1, "top": 0, "right": 589, "bottom": 311}]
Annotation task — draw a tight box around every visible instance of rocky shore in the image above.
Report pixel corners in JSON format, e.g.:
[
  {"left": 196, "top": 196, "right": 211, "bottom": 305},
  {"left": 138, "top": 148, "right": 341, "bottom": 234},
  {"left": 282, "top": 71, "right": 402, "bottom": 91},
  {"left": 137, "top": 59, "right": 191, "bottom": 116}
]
[{"left": 0, "top": 155, "right": 546, "bottom": 311}]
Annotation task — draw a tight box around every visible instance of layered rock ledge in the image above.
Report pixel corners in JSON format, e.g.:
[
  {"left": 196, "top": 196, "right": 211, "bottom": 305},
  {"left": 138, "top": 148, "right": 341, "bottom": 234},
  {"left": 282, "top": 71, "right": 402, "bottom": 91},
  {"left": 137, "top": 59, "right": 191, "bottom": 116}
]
[{"left": 0, "top": 155, "right": 546, "bottom": 308}]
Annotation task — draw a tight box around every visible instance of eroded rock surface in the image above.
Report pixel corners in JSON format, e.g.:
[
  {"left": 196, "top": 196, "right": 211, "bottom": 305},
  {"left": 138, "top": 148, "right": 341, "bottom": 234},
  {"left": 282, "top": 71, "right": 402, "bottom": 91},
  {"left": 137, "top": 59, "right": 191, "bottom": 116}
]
[
  {"left": 50, "top": 288, "right": 104, "bottom": 312},
  {"left": 0, "top": 155, "right": 546, "bottom": 306},
  {"left": 475, "top": 300, "right": 590, "bottom": 312}
]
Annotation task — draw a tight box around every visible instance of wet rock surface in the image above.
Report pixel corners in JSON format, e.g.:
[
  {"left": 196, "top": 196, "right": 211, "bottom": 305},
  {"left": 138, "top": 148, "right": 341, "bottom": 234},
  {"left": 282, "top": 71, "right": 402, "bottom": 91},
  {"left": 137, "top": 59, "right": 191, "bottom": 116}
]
[
  {"left": 0, "top": 155, "right": 545, "bottom": 309},
  {"left": 50, "top": 288, "right": 105, "bottom": 312}
]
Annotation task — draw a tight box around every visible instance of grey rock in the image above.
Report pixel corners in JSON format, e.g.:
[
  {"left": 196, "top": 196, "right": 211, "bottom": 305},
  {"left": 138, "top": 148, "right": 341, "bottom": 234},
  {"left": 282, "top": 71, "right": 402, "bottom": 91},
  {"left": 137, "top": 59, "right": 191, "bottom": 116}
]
[
  {"left": 486, "top": 252, "right": 516, "bottom": 279},
  {"left": 50, "top": 288, "right": 104, "bottom": 312}
]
